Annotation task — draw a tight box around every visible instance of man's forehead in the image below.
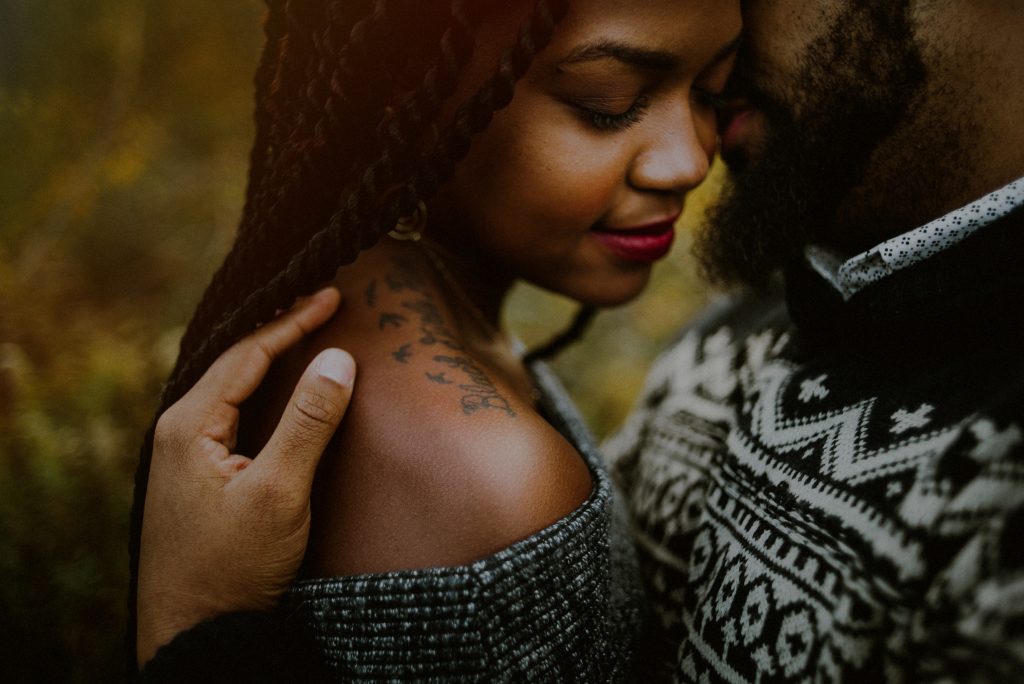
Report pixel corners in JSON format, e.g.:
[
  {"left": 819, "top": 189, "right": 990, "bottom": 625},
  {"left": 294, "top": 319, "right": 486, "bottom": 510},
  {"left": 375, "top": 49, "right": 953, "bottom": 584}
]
[{"left": 740, "top": 0, "right": 847, "bottom": 65}]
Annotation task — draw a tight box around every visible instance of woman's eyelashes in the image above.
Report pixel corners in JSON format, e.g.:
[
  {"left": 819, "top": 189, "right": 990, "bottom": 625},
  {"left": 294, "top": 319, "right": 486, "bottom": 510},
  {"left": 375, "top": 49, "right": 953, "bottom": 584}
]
[
  {"left": 570, "top": 85, "right": 728, "bottom": 133},
  {"left": 565, "top": 78, "right": 729, "bottom": 134},
  {"left": 572, "top": 94, "right": 651, "bottom": 132}
]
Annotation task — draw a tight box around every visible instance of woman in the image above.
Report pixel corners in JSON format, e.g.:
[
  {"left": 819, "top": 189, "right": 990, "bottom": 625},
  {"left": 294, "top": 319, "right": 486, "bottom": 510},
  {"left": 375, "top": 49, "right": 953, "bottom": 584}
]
[{"left": 132, "top": 0, "right": 741, "bottom": 679}]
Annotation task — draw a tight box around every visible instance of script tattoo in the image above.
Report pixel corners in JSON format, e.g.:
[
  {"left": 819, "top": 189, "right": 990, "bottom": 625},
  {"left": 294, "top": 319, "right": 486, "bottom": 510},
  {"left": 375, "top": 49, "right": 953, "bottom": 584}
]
[
  {"left": 434, "top": 355, "right": 517, "bottom": 417},
  {"left": 378, "top": 257, "right": 516, "bottom": 419}
]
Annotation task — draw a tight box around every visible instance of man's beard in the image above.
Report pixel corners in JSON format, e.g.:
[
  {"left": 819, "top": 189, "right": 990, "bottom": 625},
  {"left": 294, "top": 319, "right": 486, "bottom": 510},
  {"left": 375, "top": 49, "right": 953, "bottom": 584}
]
[{"left": 696, "top": 3, "right": 927, "bottom": 291}]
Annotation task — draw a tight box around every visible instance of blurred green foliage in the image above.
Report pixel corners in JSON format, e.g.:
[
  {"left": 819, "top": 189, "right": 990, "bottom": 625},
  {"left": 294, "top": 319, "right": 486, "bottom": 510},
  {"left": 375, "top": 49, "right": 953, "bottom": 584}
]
[{"left": 0, "top": 1, "right": 716, "bottom": 680}]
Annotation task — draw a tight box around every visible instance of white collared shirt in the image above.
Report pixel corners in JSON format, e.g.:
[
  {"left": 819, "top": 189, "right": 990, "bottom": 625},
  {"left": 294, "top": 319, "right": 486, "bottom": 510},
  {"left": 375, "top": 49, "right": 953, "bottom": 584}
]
[{"left": 805, "top": 176, "right": 1024, "bottom": 301}]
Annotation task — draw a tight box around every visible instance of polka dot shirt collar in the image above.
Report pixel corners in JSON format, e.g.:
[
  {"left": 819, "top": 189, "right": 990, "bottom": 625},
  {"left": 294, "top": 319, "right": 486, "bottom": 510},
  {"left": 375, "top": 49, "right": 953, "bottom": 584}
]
[{"left": 805, "top": 176, "right": 1024, "bottom": 301}]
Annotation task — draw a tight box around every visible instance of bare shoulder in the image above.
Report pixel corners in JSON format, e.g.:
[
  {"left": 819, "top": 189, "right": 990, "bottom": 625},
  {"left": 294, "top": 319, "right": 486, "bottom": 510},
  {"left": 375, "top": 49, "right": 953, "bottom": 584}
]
[{"left": 297, "top": 245, "right": 593, "bottom": 577}]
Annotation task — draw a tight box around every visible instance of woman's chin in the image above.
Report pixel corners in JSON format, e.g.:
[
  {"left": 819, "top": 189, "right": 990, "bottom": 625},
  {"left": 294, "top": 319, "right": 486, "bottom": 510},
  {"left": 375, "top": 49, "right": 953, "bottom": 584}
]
[{"left": 558, "top": 269, "right": 654, "bottom": 309}]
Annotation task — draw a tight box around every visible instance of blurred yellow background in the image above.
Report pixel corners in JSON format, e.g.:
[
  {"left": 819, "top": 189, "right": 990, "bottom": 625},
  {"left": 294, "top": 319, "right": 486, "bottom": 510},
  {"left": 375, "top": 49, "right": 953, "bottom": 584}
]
[{"left": 0, "top": 1, "right": 719, "bottom": 680}]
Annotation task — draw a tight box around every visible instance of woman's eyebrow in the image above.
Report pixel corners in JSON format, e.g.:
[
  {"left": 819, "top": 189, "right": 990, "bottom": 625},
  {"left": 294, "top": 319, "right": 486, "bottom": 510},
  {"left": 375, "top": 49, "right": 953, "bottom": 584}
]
[
  {"left": 556, "top": 33, "right": 744, "bottom": 73},
  {"left": 557, "top": 41, "right": 680, "bottom": 72}
]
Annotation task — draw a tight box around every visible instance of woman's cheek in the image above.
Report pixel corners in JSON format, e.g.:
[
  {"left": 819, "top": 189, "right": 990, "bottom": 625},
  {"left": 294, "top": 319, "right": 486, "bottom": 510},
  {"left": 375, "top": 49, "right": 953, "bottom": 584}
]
[
  {"left": 566, "top": 170, "right": 621, "bottom": 229},
  {"left": 525, "top": 143, "right": 625, "bottom": 227}
]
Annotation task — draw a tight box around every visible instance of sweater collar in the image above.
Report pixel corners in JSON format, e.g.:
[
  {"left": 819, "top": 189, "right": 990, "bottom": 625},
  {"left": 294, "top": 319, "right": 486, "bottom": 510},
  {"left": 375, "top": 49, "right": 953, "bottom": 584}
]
[
  {"left": 784, "top": 204, "right": 1024, "bottom": 355},
  {"left": 804, "top": 175, "right": 1024, "bottom": 301}
]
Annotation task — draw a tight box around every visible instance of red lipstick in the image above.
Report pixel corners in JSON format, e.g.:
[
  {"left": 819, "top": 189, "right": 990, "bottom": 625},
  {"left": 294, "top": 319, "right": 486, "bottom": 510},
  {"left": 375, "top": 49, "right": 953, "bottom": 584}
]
[{"left": 592, "top": 218, "right": 677, "bottom": 263}]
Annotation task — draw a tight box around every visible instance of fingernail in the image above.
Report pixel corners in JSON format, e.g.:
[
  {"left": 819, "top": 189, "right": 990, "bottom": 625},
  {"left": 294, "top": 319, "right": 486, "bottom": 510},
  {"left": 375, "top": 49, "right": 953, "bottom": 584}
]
[{"left": 315, "top": 348, "right": 355, "bottom": 386}]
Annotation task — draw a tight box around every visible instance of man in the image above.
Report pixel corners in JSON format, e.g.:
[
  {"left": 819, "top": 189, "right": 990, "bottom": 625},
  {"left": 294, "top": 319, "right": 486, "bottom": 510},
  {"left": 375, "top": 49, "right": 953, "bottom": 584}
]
[
  {"left": 602, "top": 0, "right": 1024, "bottom": 680},
  {"left": 138, "top": 0, "right": 1024, "bottom": 680}
]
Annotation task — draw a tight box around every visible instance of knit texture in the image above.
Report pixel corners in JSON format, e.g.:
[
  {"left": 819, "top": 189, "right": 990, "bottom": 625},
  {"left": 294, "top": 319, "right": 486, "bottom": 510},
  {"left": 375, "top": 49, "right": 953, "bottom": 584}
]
[
  {"left": 805, "top": 174, "right": 1024, "bottom": 300},
  {"left": 604, "top": 207, "right": 1024, "bottom": 682},
  {"left": 283, "top": 360, "right": 645, "bottom": 682}
]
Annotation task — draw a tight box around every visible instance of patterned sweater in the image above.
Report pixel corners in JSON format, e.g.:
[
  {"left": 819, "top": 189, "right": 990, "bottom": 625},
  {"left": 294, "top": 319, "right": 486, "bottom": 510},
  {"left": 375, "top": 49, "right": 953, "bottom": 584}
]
[
  {"left": 604, "top": 207, "right": 1024, "bottom": 683},
  {"left": 141, "top": 362, "right": 645, "bottom": 682}
]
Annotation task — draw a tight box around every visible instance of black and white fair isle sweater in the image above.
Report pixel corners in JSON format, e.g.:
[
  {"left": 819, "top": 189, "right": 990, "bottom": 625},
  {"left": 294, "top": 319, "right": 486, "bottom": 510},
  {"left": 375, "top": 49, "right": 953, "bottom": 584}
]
[
  {"left": 603, "top": 206, "right": 1024, "bottom": 683},
  {"left": 140, "top": 361, "right": 645, "bottom": 683}
]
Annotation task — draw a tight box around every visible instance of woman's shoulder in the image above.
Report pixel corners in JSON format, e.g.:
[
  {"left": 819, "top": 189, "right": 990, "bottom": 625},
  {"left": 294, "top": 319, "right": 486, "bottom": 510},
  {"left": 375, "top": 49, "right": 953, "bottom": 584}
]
[{"left": 297, "top": 246, "right": 593, "bottom": 578}]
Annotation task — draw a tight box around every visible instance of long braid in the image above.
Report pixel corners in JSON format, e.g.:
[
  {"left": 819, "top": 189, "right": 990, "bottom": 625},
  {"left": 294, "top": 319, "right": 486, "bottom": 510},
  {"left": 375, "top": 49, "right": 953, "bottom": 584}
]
[
  {"left": 128, "top": 0, "right": 574, "bottom": 672},
  {"left": 179, "top": 4, "right": 354, "bottom": 301},
  {"left": 175, "top": 14, "right": 478, "bottom": 377},
  {"left": 523, "top": 306, "right": 598, "bottom": 364},
  {"left": 174, "top": 3, "right": 292, "bottom": 356},
  {"left": 171, "top": 0, "right": 571, "bottom": 400},
  {"left": 250, "top": 0, "right": 387, "bottom": 230},
  {"left": 174, "top": 0, "right": 316, "bottom": 356},
  {"left": 249, "top": 0, "right": 434, "bottom": 248},
  {"left": 177, "top": 0, "right": 474, "bottom": 358},
  {"left": 243, "top": 3, "right": 288, "bottom": 207},
  {"left": 409, "top": 0, "right": 569, "bottom": 200},
  {"left": 128, "top": 2, "right": 424, "bottom": 668},
  {"left": 169, "top": 0, "right": 498, "bottom": 403},
  {"left": 371, "top": 1, "right": 477, "bottom": 172}
]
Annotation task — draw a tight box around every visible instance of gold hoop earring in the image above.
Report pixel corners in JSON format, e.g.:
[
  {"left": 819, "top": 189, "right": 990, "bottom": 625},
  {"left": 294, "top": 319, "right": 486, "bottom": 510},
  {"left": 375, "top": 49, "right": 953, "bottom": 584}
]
[{"left": 389, "top": 201, "right": 427, "bottom": 241}]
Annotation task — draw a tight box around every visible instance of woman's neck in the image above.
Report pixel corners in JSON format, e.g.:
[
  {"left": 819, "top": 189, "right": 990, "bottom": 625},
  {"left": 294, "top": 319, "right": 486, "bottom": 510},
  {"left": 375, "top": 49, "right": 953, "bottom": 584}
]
[
  {"left": 377, "top": 238, "right": 537, "bottom": 404},
  {"left": 414, "top": 237, "right": 513, "bottom": 341}
]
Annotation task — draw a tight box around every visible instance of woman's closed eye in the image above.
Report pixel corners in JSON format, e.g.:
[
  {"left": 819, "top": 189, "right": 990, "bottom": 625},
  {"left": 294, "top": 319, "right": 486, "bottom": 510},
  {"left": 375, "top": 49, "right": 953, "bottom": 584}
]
[{"left": 571, "top": 94, "right": 652, "bottom": 132}]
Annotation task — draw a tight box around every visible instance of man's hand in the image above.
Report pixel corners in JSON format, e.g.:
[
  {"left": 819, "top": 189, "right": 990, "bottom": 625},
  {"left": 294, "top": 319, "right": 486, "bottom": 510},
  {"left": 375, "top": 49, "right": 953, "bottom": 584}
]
[{"left": 136, "top": 287, "right": 355, "bottom": 667}]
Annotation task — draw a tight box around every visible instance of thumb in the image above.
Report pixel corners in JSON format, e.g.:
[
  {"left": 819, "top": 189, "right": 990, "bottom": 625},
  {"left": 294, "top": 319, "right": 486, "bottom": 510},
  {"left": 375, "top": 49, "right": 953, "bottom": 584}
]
[{"left": 255, "top": 348, "right": 356, "bottom": 492}]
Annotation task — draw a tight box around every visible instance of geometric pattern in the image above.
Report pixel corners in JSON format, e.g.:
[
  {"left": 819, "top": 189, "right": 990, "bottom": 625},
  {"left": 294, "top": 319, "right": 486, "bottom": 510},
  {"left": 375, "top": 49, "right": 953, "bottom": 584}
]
[
  {"left": 603, "top": 302, "right": 1024, "bottom": 682},
  {"left": 805, "top": 176, "right": 1024, "bottom": 300}
]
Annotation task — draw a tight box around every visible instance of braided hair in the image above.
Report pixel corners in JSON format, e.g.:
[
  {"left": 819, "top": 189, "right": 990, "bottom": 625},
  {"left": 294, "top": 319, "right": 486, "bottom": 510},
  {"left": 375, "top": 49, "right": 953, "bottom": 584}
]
[{"left": 128, "top": 0, "right": 575, "bottom": 669}]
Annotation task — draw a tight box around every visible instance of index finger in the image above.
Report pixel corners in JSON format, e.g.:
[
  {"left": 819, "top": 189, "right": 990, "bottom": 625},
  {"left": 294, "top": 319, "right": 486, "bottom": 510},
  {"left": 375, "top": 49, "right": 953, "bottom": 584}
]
[{"left": 190, "top": 287, "right": 342, "bottom": 408}]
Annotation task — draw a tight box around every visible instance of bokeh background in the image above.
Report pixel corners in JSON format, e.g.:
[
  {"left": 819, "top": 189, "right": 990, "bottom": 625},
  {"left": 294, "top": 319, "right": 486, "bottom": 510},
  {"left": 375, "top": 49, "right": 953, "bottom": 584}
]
[{"left": 0, "top": 1, "right": 720, "bottom": 680}]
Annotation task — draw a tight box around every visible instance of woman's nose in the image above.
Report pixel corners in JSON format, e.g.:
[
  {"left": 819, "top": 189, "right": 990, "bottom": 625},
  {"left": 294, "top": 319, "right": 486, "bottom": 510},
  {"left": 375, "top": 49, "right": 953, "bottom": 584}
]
[{"left": 628, "top": 100, "right": 713, "bottom": 195}]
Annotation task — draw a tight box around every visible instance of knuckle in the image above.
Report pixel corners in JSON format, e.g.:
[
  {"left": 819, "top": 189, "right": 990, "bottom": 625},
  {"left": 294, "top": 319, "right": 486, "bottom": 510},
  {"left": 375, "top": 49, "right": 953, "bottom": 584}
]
[
  {"left": 251, "top": 334, "right": 279, "bottom": 364},
  {"left": 154, "top": 411, "right": 175, "bottom": 444},
  {"left": 291, "top": 390, "right": 343, "bottom": 430},
  {"left": 156, "top": 400, "right": 185, "bottom": 432},
  {"left": 241, "top": 338, "right": 270, "bottom": 369},
  {"left": 154, "top": 407, "right": 185, "bottom": 452},
  {"left": 198, "top": 403, "right": 238, "bottom": 445}
]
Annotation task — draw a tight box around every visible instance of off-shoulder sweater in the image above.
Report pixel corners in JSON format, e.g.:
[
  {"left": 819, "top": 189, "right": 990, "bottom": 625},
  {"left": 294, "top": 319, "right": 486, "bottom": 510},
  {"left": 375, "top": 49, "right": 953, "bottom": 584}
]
[{"left": 140, "top": 362, "right": 645, "bottom": 682}]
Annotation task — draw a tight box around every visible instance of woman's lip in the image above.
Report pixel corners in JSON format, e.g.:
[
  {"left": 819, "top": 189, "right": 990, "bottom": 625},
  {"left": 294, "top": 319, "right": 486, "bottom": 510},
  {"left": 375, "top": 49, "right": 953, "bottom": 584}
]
[
  {"left": 592, "top": 219, "right": 677, "bottom": 263},
  {"left": 599, "top": 216, "right": 680, "bottom": 234}
]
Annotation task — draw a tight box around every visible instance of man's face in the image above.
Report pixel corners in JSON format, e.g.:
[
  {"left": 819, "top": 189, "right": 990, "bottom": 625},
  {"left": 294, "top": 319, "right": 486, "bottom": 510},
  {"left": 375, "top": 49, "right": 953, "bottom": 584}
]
[{"left": 696, "top": 0, "right": 967, "bottom": 290}]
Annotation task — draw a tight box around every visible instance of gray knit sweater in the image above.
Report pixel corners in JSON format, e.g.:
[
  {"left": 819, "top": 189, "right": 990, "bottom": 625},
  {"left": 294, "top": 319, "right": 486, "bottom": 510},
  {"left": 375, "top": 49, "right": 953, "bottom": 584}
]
[{"left": 281, "top": 362, "right": 645, "bottom": 682}]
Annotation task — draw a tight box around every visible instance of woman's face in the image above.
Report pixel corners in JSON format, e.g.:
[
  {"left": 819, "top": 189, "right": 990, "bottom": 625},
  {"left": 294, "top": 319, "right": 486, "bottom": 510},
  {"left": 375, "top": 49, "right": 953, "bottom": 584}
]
[{"left": 429, "top": 0, "right": 742, "bottom": 306}]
